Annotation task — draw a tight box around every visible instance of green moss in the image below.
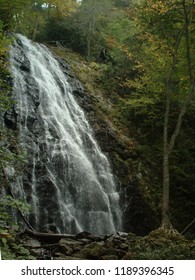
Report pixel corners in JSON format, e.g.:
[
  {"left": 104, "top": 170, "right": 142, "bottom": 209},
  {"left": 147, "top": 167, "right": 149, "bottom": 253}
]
[
  {"left": 80, "top": 242, "right": 108, "bottom": 259},
  {"left": 124, "top": 233, "right": 195, "bottom": 260}
]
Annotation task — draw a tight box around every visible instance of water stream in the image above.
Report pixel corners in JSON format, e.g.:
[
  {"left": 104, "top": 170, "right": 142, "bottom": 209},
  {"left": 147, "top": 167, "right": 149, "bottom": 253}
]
[{"left": 9, "top": 34, "right": 122, "bottom": 235}]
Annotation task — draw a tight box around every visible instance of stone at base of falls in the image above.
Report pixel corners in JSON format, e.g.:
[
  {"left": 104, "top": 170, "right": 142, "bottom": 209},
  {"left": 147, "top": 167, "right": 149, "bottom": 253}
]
[
  {"left": 24, "top": 229, "right": 130, "bottom": 260},
  {"left": 22, "top": 230, "right": 193, "bottom": 260}
]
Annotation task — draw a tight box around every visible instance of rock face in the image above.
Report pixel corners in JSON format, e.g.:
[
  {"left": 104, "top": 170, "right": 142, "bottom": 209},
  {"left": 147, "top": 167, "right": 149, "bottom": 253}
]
[
  {"left": 53, "top": 62, "right": 156, "bottom": 235},
  {"left": 4, "top": 34, "right": 156, "bottom": 237},
  {"left": 7, "top": 34, "right": 123, "bottom": 236},
  {"left": 55, "top": 57, "right": 156, "bottom": 235}
]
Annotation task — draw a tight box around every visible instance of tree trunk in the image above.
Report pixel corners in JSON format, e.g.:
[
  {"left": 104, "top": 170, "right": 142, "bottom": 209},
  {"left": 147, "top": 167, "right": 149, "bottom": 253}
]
[
  {"left": 86, "top": 35, "right": 91, "bottom": 60},
  {"left": 161, "top": 93, "right": 173, "bottom": 230},
  {"left": 159, "top": 25, "right": 186, "bottom": 233},
  {"left": 86, "top": 15, "right": 94, "bottom": 60},
  {"left": 32, "top": 16, "right": 39, "bottom": 42},
  {"left": 162, "top": 152, "right": 169, "bottom": 224},
  {"left": 25, "top": 229, "right": 76, "bottom": 243}
]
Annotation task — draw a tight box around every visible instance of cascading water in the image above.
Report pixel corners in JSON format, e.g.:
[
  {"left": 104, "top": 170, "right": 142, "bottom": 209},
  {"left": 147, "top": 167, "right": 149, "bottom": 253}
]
[{"left": 9, "top": 34, "right": 122, "bottom": 235}]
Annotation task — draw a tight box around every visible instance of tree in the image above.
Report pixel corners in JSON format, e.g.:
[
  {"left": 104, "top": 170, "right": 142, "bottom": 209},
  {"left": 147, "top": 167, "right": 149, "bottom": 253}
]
[
  {"left": 161, "top": 0, "right": 194, "bottom": 232},
  {"left": 101, "top": 0, "right": 194, "bottom": 233},
  {"left": 0, "top": 0, "right": 77, "bottom": 40},
  {"left": 74, "top": 0, "right": 113, "bottom": 59},
  {"left": 124, "top": 0, "right": 195, "bottom": 232},
  {"left": 0, "top": 0, "right": 30, "bottom": 29},
  {"left": 47, "top": 0, "right": 77, "bottom": 16},
  {"left": 0, "top": 21, "right": 12, "bottom": 112}
]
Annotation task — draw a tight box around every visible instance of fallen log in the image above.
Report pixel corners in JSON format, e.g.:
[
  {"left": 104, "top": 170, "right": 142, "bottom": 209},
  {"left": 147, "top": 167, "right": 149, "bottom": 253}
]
[
  {"left": 25, "top": 229, "right": 105, "bottom": 243},
  {"left": 25, "top": 229, "right": 76, "bottom": 242}
]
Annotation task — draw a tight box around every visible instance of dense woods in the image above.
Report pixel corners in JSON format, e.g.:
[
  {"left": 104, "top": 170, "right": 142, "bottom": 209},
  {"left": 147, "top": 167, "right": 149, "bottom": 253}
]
[{"left": 0, "top": 0, "right": 195, "bottom": 259}]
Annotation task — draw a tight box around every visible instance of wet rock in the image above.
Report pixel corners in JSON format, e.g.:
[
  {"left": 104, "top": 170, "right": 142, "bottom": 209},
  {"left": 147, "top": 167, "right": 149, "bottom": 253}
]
[
  {"left": 21, "top": 230, "right": 133, "bottom": 260},
  {"left": 59, "top": 244, "right": 74, "bottom": 255},
  {"left": 81, "top": 242, "right": 108, "bottom": 259},
  {"left": 59, "top": 238, "right": 83, "bottom": 252},
  {"left": 119, "top": 243, "right": 129, "bottom": 251},
  {"left": 76, "top": 231, "right": 91, "bottom": 239},
  {"left": 51, "top": 51, "right": 158, "bottom": 237},
  {"left": 20, "top": 64, "right": 30, "bottom": 72},
  {"left": 4, "top": 107, "right": 17, "bottom": 130},
  {"left": 5, "top": 37, "right": 157, "bottom": 238}
]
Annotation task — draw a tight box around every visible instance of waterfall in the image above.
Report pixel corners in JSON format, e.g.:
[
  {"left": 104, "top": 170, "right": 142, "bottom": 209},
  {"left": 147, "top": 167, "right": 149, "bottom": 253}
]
[{"left": 9, "top": 34, "right": 122, "bottom": 235}]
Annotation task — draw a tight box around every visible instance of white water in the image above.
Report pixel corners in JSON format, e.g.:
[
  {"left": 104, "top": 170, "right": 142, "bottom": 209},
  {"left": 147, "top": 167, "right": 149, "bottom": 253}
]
[{"left": 9, "top": 34, "right": 122, "bottom": 234}]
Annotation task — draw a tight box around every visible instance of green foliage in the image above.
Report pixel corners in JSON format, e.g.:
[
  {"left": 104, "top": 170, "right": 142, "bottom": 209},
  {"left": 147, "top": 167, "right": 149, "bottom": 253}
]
[
  {"left": 0, "top": 0, "right": 77, "bottom": 39},
  {"left": 0, "top": 0, "right": 30, "bottom": 29},
  {"left": 0, "top": 227, "right": 35, "bottom": 260},
  {"left": 0, "top": 195, "right": 32, "bottom": 260},
  {"left": 114, "top": 0, "right": 131, "bottom": 7},
  {"left": 0, "top": 184, "right": 32, "bottom": 259},
  {"left": 78, "top": 232, "right": 191, "bottom": 260},
  {"left": 123, "top": 232, "right": 195, "bottom": 260},
  {"left": 0, "top": 22, "right": 13, "bottom": 112},
  {"left": 73, "top": 0, "right": 114, "bottom": 58},
  {"left": 0, "top": 22, "right": 33, "bottom": 260}
]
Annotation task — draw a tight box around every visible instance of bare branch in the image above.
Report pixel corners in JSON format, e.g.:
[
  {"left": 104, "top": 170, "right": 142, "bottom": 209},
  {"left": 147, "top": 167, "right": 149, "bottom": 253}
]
[{"left": 181, "top": 217, "right": 195, "bottom": 234}]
